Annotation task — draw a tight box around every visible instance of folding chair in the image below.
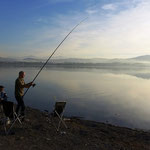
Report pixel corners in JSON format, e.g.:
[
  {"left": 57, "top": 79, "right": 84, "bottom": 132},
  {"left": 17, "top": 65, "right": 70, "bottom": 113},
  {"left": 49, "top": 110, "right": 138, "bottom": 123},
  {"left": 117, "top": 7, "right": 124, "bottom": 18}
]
[
  {"left": 49, "top": 101, "right": 68, "bottom": 132},
  {"left": 0, "top": 101, "right": 22, "bottom": 135}
]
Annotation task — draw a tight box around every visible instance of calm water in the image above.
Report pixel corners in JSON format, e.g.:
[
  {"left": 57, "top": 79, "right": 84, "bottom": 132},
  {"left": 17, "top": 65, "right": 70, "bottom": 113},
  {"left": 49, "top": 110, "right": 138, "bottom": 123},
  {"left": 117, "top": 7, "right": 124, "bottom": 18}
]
[{"left": 1, "top": 66, "right": 150, "bottom": 130}]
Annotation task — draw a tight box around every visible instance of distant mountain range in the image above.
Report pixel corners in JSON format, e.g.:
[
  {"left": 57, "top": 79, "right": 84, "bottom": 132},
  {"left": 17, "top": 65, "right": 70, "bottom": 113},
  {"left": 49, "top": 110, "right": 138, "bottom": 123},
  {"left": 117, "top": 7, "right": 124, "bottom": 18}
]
[
  {"left": 129, "top": 55, "right": 150, "bottom": 61},
  {"left": 1, "top": 55, "right": 150, "bottom": 64},
  {"left": 0, "top": 57, "right": 18, "bottom": 62}
]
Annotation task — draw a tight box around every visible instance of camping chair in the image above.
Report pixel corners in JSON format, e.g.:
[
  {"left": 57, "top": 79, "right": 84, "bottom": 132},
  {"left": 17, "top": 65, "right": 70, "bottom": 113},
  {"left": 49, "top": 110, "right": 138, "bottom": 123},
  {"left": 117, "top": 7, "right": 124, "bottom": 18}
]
[
  {"left": 0, "top": 101, "right": 22, "bottom": 135},
  {"left": 49, "top": 101, "right": 68, "bottom": 132}
]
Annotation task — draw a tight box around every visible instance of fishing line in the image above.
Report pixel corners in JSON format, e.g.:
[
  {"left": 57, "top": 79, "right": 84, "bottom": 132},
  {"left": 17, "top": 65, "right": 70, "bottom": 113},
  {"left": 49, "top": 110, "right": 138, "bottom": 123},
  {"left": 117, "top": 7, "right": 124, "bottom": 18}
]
[{"left": 23, "top": 17, "right": 88, "bottom": 97}]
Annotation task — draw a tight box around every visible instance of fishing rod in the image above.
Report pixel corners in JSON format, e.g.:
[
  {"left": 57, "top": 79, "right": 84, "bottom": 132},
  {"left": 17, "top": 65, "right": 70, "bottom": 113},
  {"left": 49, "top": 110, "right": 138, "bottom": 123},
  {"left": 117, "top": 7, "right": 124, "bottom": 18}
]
[{"left": 23, "top": 17, "right": 88, "bottom": 97}]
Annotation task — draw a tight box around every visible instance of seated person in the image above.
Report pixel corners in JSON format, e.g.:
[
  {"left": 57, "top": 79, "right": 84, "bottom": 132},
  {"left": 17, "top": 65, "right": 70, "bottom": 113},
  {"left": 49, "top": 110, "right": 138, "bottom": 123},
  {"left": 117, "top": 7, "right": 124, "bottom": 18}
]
[
  {"left": 0, "top": 85, "right": 8, "bottom": 101},
  {"left": 0, "top": 85, "right": 10, "bottom": 124}
]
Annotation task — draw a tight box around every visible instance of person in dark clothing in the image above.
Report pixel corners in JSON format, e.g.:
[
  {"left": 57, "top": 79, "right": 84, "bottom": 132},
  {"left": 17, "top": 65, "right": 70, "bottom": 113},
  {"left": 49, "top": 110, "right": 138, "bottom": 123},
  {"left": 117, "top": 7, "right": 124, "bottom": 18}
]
[
  {"left": 15, "top": 71, "right": 34, "bottom": 117},
  {"left": 0, "top": 85, "right": 8, "bottom": 113},
  {"left": 0, "top": 85, "right": 8, "bottom": 101},
  {"left": 0, "top": 85, "right": 10, "bottom": 124}
]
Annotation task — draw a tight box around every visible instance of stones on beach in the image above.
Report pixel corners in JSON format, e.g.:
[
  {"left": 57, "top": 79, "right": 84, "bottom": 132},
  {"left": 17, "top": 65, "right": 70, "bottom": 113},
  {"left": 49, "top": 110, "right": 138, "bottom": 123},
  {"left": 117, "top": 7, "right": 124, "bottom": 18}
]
[
  {"left": 0, "top": 107, "right": 150, "bottom": 150},
  {"left": 45, "top": 138, "right": 51, "bottom": 141},
  {"left": 79, "top": 129, "right": 88, "bottom": 136}
]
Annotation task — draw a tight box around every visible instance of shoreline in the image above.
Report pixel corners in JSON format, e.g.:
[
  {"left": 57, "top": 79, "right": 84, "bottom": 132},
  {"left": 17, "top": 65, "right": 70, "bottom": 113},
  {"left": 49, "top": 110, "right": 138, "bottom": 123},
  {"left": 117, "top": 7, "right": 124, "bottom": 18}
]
[{"left": 0, "top": 106, "right": 150, "bottom": 150}]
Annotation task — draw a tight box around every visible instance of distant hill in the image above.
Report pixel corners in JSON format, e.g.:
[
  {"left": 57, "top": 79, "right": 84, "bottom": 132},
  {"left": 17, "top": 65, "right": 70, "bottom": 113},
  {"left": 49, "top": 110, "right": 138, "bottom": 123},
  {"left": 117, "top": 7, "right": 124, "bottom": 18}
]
[
  {"left": 0, "top": 57, "right": 109, "bottom": 63},
  {"left": 23, "top": 57, "right": 45, "bottom": 62},
  {"left": 1, "top": 55, "right": 150, "bottom": 63},
  {"left": 130, "top": 55, "right": 150, "bottom": 61},
  {"left": 0, "top": 57, "right": 18, "bottom": 62},
  {"left": 50, "top": 58, "right": 109, "bottom": 63}
]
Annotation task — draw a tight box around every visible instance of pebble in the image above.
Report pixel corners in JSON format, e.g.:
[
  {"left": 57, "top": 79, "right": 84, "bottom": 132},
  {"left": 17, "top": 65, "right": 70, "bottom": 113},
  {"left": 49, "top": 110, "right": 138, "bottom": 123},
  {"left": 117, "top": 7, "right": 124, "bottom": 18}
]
[{"left": 46, "top": 138, "right": 51, "bottom": 141}]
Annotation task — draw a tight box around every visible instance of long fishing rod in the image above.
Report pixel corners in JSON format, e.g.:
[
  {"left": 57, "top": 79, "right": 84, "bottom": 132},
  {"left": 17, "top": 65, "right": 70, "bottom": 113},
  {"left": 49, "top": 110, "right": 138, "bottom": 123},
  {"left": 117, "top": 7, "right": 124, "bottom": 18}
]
[{"left": 23, "top": 17, "right": 88, "bottom": 97}]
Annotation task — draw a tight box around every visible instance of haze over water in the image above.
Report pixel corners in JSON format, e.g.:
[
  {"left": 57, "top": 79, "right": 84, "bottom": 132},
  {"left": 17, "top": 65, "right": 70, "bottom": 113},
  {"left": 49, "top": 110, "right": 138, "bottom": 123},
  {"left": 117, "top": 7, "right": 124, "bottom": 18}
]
[{"left": 1, "top": 66, "right": 150, "bottom": 130}]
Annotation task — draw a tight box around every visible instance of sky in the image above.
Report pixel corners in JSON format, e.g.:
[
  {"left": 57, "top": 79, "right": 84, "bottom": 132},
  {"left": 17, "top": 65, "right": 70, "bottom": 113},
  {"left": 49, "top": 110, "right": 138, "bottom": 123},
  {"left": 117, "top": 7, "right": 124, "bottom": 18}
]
[{"left": 0, "top": 0, "right": 150, "bottom": 59}]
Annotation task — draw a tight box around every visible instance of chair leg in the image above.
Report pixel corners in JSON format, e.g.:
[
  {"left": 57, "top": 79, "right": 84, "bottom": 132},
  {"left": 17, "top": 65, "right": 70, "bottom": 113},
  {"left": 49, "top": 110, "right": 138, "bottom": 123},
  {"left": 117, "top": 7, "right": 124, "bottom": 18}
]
[
  {"left": 54, "top": 110, "right": 68, "bottom": 131},
  {"left": 57, "top": 116, "right": 68, "bottom": 131},
  {"left": 14, "top": 112, "right": 22, "bottom": 124},
  {"left": 1, "top": 118, "right": 10, "bottom": 135},
  {"left": 4, "top": 123, "right": 7, "bottom": 135},
  {"left": 6, "top": 113, "right": 22, "bottom": 135}
]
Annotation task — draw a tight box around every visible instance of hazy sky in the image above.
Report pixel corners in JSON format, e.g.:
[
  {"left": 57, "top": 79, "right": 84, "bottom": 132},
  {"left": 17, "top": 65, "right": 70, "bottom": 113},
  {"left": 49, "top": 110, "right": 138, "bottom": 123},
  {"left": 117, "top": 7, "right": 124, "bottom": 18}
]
[{"left": 0, "top": 0, "right": 150, "bottom": 58}]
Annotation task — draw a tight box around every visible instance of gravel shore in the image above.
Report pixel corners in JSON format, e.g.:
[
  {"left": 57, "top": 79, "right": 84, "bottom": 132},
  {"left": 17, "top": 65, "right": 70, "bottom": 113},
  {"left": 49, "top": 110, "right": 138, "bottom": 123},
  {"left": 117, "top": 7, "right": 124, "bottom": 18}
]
[{"left": 0, "top": 107, "right": 150, "bottom": 150}]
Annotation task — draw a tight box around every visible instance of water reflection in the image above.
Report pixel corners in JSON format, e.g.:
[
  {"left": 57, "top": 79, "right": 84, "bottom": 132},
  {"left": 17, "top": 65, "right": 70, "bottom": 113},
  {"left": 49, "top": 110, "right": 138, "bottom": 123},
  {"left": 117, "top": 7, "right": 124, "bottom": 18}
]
[{"left": 0, "top": 66, "right": 150, "bottom": 130}]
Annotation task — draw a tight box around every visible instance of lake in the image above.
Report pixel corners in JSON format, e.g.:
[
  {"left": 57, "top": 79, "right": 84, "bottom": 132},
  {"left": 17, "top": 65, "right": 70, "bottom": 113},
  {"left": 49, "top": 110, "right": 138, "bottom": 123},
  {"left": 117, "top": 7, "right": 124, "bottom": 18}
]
[{"left": 1, "top": 65, "right": 150, "bottom": 130}]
